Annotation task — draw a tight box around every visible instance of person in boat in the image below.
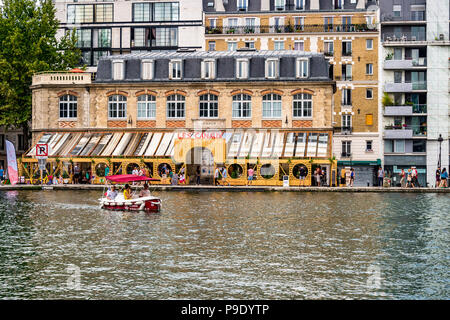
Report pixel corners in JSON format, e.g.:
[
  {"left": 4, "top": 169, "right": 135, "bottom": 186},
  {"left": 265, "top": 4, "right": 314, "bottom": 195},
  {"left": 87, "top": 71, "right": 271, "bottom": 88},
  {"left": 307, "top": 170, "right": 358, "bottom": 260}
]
[
  {"left": 106, "top": 185, "right": 118, "bottom": 200},
  {"left": 139, "top": 183, "right": 151, "bottom": 198},
  {"left": 123, "top": 184, "right": 133, "bottom": 200}
]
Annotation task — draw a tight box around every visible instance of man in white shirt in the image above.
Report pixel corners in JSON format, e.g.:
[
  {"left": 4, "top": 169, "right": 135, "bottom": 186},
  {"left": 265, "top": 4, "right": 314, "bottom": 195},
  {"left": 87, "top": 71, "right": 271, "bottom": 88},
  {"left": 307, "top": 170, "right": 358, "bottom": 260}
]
[{"left": 106, "top": 186, "right": 118, "bottom": 200}]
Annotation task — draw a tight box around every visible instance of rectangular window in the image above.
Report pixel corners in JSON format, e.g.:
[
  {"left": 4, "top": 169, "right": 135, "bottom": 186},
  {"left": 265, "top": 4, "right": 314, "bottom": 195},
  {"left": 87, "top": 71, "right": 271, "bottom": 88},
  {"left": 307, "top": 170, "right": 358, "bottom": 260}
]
[
  {"left": 265, "top": 59, "right": 278, "bottom": 78},
  {"left": 95, "top": 4, "right": 113, "bottom": 23},
  {"left": 228, "top": 41, "right": 237, "bottom": 51},
  {"left": 141, "top": 60, "right": 154, "bottom": 80},
  {"left": 342, "top": 89, "right": 352, "bottom": 105},
  {"left": 324, "top": 41, "right": 334, "bottom": 54},
  {"left": 366, "top": 39, "right": 373, "bottom": 50},
  {"left": 394, "top": 140, "right": 405, "bottom": 153},
  {"left": 133, "top": 3, "right": 152, "bottom": 22},
  {"left": 342, "top": 114, "right": 351, "bottom": 130},
  {"left": 112, "top": 60, "right": 124, "bottom": 80},
  {"left": 75, "top": 29, "right": 91, "bottom": 48},
  {"left": 93, "top": 51, "right": 109, "bottom": 66},
  {"left": 366, "top": 88, "right": 373, "bottom": 99},
  {"left": 341, "top": 141, "right": 351, "bottom": 156},
  {"left": 366, "top": 114, "right": 373, "bottom": 125},
  {"left": 342, "top": 64, "right": 352, "bottom": 81},
  {"left": 275, "top": 0, "right": 286, "bottom": 10},
  {"left": 366, "top": 140, "right": 373, "bottom": 152},
  {"left": 296, "top": 0, "right": 304, "bottom": 10},
  {"left": 245, "top": 41, "right": 255, "bottom": 49},
  {"left": 208, "top": 41, "right": 216, "bottom": 51},
  {"left": 413, "top": 140, "right": 426, "bottom": 152},
  {"left": 153, "top": 28, "right": 178, "bottom": 47},
  {"left": 296, "top": 58, "right": 308, "bottom": 78},
  {"left": 294, "top": 41, "right": 304, "bottom": 51},
  {"left": 0, "top": 134, "right": 5, "bottom": 151},
  {"left": 236, "top": 59, "right": 249, "bottom": 79},
  {"left": 342, "top": 41, "right": 352, "bottom": 56},
  {"left": 366, "top": 63, "right": 373, "bottom": 75},
  {"left": 274, "top": 41, "right": 285, "bottom": 50},
  {"left": 202, "top": 60, "right": 216, "bottom": 79},
  {"left": 67, "top": 4, "right": 94, "bottom": 24},
  {"left": 237, "top": 0, "right": 248, "bottom": 11},
  {"left": 97, "top": 29, "right": 111, "bottom": 48},
  {"left": 17, "top": 134, "right": 25, "bottom": 151},
  {"left": 154, "top": 2, "right": 179, "bottom": 21},
  {"left": 393, "top": 5, "right": 402, "bottom": 17},
  {"left": 82, "top": 51, "right": 92, "bottom": 66},
  {"left": 294, "top": 17, "right": 305, "bottom": 30},
  {"left": 394, "top": 48, "right": 402, "bottom": 60},
  {"left": 170, "top": 60, "right": 182, "bottom": 79}
]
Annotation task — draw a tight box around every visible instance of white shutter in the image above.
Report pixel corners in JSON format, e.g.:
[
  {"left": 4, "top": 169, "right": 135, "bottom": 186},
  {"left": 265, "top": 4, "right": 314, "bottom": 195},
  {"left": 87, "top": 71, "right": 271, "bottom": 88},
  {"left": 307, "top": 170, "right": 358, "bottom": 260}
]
[
  {"left": 211, "top": 60, "right": 216, "bottom": 79},
  {"left": 201, "top": 60, "right": 206, "bottom": 79},
  {"left": 112, "top": 60, "right": 124, "bottom": 80},
  {"left": 168, "top": 61, "right": 173, "bottom": 79},
  {"left": 265, "top": 59, "right": 269, "bottom": 78}
]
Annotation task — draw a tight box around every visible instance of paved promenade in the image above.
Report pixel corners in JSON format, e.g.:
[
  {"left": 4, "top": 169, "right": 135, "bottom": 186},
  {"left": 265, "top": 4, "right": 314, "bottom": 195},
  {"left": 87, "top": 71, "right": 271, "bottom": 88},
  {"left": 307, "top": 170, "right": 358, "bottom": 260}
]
[{"left": 0, "top": 184, "right": 449, "bottom": 193}]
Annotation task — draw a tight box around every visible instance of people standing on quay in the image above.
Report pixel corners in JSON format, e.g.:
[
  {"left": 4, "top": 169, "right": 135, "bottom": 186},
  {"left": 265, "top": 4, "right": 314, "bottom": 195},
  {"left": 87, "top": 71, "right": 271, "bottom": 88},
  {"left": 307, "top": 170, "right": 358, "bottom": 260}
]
[
  {"left": 440, "top": 168, "right": 448, "bottom": 188},
  {"left": 377, "top": 167, "right": 384, "bottom": 187},
  {"left": 400, "top": 169, "right": 406, "bottom": 188},
  {"left": 349, "top": 168, "right": 355, "bottom": 187},
  {"left": 411, "top": 166, "right": 419, "bottom": 187},
  {"left": 247, "top": 166, "right": 254, "bottom": 185},
  {"left": 436, "top": 167, "right": 441, "bottom": 188},
  {"left": 407, "top": 168, "right": 414, "bottom": 188},
  {"left": 340, "top": 167, "right": 346, "bottom": 187},
  {"left": 315, "top": 167, "right": 322, "bottom": 187},
  {"left": 0, "top": 166, "right": 4, "bottom": 182},
  {"left": 221, "top": 167, "right": 230, "bottom": 186},
  {"left": 214, "top": 167, "right": 220, "bottom": 186},
  {"left": 73, "top": 163, "right": 80, "bottom": 184},
  {"left": 299, "top": 165, "right": 307, "bottom": 187},
  {"left": 196, "top": 166, "right": 201, "bottom": 185}
]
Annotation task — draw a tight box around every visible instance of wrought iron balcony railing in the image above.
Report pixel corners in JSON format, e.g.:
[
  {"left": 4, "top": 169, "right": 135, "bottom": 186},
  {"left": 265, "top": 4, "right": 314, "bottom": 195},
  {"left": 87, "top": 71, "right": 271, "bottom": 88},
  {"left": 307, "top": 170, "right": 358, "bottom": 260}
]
[{"left": 205, "top": 24, "right": 375, "bottom": 35}]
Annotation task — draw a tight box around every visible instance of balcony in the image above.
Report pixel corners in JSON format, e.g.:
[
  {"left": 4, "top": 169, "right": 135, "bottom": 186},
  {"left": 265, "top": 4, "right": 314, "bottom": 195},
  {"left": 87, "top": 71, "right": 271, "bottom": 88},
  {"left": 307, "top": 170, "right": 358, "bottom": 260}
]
[
  {"left": 341, "top": 152, "right": 352, "bottom": 158},
  {"left": 384, "top": 125, "right": 427, "bottom": 138},
  {"left": 381, "top": 12, "right": 426, "bottom": 23},
  {"left": 32, "top": 72, "right": 92, "bottom": 86},
  {"left": 341, "top": 50, "right": 352, "bottom": 57},
  {"left": 384, "top": 58, "right": 427, "bottom": 69},
  {"left": 334, "top": 127, "right": 353, "bottom": 135},
  {"left": 384, "top": 82, "right": 427, "bottom": 92},
  {"left": 384, "top": 104, "right": 427, "bottom": 116},
  {"left": 205, "top": 24, "right": 375, "bottom": 35},
  {"left": 382, "top": 32, "right": 427, "bottom": 45}
]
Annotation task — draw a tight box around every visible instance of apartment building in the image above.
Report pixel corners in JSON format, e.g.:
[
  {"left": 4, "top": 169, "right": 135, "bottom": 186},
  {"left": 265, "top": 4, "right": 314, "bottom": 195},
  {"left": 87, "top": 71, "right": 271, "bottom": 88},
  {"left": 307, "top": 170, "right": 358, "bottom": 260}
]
[
  {"left": 27, "top": 50, "right": 338, "bottom": 186},
  {"left": 203, "top": 0, "right": 381, "bottom": 186},
  {"left": 380, "top": 0, "right": 450, "bottom": 187},
  {"left": 54, "top": 0, "right": 205, "bottom": 70}
]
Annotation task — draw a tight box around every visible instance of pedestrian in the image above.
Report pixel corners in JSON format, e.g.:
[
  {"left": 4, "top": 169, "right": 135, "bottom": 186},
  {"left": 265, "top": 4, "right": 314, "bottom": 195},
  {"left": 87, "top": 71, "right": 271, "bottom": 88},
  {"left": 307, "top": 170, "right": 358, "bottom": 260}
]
[
  {"left": 436, "top": 167, "right": 441, "bottom": 188},
  {"left": 214, "top": 167, "right": 220, "bottom": 186},
  {"left": 350, "top": 168, "right": 355, "bottom": 187},
  {"left": 440, "top": 168, "right": 448, "bottom": 188},
  {"left": 400, "top": 169, "right": 406, "bottom": 188},
  {"left": 299, "top": 165, "right": 306, "bottom": 186},
  {"left": 340, "top": 167, "right": 346, "bottom": 187},
  {"left": 411, "top": 166, "right": 419, "bottom": 187},
  {"left": 196, "top": 166, "right": 201, "bottom": 185},
  {"left": 73, "top": 164, "right": 80, "bottom": 184},
  {"left": 315, "top": 167, "right": 321, "bottom": 186},
  {"left": 377, "top": 167, "right": 384, "bottom": 187},
  {"left": 247, "top": 166, "right": 254, "bottom": 185},
  {"left": 0, "top": 166, "right": 4, "bottom": 182},
  {"left": 171, "top": 172, "right": 178, "bottom": 185},
  {"left": 179, "top": 172, "right": 186, "bottom": 184},
  {"left": 222, "top": 167, "right": 230, "bottom": 186}
]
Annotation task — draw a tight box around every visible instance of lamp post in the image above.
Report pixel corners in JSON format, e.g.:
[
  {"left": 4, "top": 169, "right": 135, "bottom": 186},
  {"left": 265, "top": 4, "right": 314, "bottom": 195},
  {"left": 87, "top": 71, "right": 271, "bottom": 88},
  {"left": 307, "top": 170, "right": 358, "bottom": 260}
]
[{"left": 438, "top": 134, "right": 443, "bottom": 169}]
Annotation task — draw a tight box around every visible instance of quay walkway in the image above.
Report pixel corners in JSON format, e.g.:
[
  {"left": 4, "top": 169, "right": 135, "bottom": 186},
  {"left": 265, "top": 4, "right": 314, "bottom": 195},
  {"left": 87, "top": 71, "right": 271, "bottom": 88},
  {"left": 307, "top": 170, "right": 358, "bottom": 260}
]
[{"left": 1, "top": 184, "right": 449, "bottom": 193}]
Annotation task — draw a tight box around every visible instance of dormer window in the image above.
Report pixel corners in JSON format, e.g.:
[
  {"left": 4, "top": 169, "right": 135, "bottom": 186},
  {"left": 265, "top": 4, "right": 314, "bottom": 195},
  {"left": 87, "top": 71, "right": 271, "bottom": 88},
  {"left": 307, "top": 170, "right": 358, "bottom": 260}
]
[
  {"left": 296, "top": 0, "right": 304, "bottom": 10},
  {"left": 236, "top": 59, "right": 249, "bottom": 79},
  {"left": 112, "top": 60, "right": 124, "bottom": 80},
  {"left": 296, "top": 58, "right": 309, "bottom": 78},
  {"left": 265, "top": 58, "right": 279, "bottom": 79},
  {"left": 141, "top": 59, "right": 154, "bottom": 80},
  {"left": 201, "top": 59, "right": 216, "bottom": 79},
  {"left": 169, "top": 60, "right": 182, "bottom": 79},
  {"left": 275, "top": 0, "right": 286, "bottom": 11},
  {"left": 335, "top": 0, "right": 343, "bottom": 10},
  {"left": 237, "top": 0, "right": 248, "bottom": 11}
]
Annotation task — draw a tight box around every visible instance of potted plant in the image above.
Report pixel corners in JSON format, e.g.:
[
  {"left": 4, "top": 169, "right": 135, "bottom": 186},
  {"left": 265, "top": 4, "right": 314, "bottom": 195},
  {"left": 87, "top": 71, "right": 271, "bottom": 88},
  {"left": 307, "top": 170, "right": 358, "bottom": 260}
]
[
  {"left": 382, "top": 93, "right": 394, "bottom": 107},
  {"left": 62, "top": 171, "right": 70, "bottom": 184},
  {"left": 385, "top": 52, "right": 393, "bottom": 60}
]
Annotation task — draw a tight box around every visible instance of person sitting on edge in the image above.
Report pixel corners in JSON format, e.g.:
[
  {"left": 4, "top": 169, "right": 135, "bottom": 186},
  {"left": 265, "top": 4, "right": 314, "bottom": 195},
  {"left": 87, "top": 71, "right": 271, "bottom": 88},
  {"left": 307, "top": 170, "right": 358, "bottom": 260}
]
[
  {"left": 107, "top": 185, "right": 118, "bottom": 200},
  {"left": 123, "top": 184, "right": 133, "bottom": 200},
  {"left": 139, "top": 183, "right": 151, "bottom": 197}
]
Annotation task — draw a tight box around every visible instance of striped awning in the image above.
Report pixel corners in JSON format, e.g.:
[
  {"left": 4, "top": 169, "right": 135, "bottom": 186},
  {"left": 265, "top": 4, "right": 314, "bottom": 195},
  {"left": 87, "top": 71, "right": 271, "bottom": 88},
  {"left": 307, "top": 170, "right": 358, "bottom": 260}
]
[{"left": 26, "top": 130, "right": 331, "bottom": 159}]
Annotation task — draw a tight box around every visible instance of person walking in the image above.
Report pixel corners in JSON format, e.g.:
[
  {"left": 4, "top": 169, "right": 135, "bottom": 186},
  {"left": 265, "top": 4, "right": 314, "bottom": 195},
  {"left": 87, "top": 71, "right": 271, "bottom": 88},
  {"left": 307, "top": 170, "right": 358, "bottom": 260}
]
[
  {"left": 377, "top": 167, "right": 384, "bottom": 187},
  {"left": 400, "top": 169, "right": 406, "bottom": 188},
  {"left": 214, "top": 167, "right": 220, "bottom": 186},
  {"left": 440, "top": 168, "right": 448, "bottom": 188},
  {"left": 247, "top": 166, "right": 254, "bottom": 185},
  {"left": 196, "top": 166, "right": 201, "bottom": 185},
  {"left": 350, "top": 168, "right": 355, "bottom": 187},
  {"left": 221, "top": 167, "right": 230, "bottom": 186},
  {"left": 436, "top": 167, "right": 441, "bottom": 188},
  {"left": 340, "top": 167, "right": 346, "bottom": 187}
]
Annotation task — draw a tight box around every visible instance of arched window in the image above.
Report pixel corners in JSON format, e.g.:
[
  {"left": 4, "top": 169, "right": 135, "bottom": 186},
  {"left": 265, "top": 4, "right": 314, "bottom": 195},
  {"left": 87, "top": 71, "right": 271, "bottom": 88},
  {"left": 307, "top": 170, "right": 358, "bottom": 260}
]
[
  {"left": 262, "top": 93, "right": 282, "bottom": 118},
  {"left": 59, "top": 95, "right": 77, "bottom": 119},
  {"left": 108, "top": 95, "right": 127, "bottom": 119},
  {"left": 137, "top": 94, "right": 156, "bottom": 119},
  {"left": 166, "top": 94, "right": 185, "bottom": 118},
  {"left": 232, "top": 94, "right": 251, "bottom": 118},
  {"left": 199, "top": 94, "right": 218, "bottom": 118},
  {"left": 293, "top": 93, "right": 312, "bottom": 118}
]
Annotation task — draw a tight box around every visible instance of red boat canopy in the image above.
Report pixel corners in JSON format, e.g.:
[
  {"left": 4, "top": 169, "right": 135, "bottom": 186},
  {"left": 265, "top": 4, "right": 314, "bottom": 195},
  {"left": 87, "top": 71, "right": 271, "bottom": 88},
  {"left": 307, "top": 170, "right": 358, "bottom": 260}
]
[{"left": 106, "top": 174, "right": 160, "bottom": 183}]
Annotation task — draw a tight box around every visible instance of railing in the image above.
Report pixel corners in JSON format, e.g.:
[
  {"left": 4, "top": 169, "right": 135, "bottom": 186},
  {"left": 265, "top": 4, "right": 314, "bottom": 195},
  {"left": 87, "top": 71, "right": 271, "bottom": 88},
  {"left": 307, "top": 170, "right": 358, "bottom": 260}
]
[
  {"left": 324, "top": 51, "right": 334, "bottom": 57},
  {"left": 413, "top": 104, "right": 427, "bottom": 113},
  {"left": 334, "top": 127, "right": 352, "bottom": 134},
  {"left": 412, "top": 81, "right": 427, "bottom": 90},
  {"left": 384, "top": 125, "right": 427, "bottom": 136},
  {"left": 382, "top": 12, "right": 426, "bottom": 22},
  {"left": 32, "top": 72, "right": 92, "bottom": 85},
  {"left": 205, "top": 24, "right": 375, "bottom": 35},
  {"left": 383, "top": 32, "right": 426, "bottom": 42}
]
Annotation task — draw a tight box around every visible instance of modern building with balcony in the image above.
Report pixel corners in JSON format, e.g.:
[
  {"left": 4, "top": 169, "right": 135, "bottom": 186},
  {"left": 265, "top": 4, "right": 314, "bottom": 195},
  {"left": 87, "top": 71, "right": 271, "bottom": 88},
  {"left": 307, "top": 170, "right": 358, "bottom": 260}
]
[
  {"left": 203, "top": 0, "right": 381, "bottom": 186},
  {"left": 54, "top": 0, "right": 205, "bottom": 71},
  {"left": 380, "top": 0, "right": 450, "bottom": 187}
]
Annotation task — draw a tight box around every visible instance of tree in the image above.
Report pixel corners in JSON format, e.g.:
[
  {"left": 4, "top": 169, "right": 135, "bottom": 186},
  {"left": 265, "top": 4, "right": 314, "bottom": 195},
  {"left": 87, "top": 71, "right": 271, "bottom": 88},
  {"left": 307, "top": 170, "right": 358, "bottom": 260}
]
[{"left": 0, "top": 0, "right": 81, "bottom": 147}]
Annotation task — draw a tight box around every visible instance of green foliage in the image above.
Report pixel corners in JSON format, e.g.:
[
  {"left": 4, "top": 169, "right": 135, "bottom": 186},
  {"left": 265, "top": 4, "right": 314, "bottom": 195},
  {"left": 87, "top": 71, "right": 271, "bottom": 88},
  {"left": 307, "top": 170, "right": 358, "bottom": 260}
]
[
  {"left": 0, "top": 0, "right": 81, "bottom": 130},
  {"left": 382, "top": 93, "right": 394, "bottom": 107}
]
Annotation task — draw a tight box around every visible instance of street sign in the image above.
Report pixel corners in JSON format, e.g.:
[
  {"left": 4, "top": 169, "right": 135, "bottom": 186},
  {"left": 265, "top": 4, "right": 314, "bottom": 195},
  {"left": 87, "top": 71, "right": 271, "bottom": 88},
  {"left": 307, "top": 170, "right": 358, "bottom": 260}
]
[
  {"left": 38, "top": 158, "right": 47, "bottom": 171},
  {"left": 36, "top": 144, "right": 48, "bottom": 159}
]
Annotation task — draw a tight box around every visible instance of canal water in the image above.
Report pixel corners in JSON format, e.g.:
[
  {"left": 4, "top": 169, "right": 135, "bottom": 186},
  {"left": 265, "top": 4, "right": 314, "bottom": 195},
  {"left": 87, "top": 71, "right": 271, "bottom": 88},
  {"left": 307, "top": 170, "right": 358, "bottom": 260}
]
[{"left": 0, "top": 190, "right": 448, "bottom": 299}]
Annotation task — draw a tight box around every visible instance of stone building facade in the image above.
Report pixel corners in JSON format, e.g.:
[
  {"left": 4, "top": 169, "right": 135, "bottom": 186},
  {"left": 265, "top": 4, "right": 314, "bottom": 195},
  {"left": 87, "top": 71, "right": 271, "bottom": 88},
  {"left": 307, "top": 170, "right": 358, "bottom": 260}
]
[{"left": 26, "top": 50, "right": 337, "bottom": 186}]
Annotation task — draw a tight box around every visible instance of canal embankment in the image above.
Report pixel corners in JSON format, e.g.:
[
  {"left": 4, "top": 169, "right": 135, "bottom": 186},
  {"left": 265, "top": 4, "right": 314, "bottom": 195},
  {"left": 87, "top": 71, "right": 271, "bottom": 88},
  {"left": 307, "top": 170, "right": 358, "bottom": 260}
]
[{"left": 1, "top": 184, "right": 449, "bottom": 193}]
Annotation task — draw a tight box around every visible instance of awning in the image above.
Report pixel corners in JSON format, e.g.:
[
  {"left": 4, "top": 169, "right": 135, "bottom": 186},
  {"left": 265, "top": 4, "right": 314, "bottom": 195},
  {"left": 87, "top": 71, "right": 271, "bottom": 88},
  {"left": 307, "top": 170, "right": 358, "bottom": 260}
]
[{"left": 26, "top": 130, "right": 331, "bottom": 160}]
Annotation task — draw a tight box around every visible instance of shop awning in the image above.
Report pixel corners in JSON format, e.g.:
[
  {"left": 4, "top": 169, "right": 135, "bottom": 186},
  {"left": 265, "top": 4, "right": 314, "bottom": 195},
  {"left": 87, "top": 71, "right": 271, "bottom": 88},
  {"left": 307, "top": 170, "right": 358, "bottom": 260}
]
[{"left": 26, "top": 130, "right": 331, "bottom": 160}]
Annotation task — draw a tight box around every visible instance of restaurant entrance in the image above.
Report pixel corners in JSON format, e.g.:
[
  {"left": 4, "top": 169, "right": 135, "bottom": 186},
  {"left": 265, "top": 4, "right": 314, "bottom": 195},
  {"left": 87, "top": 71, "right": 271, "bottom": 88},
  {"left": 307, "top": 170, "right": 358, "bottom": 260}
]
[{"left": 185, "top": 147, "right": 214, "bottom": 185}]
